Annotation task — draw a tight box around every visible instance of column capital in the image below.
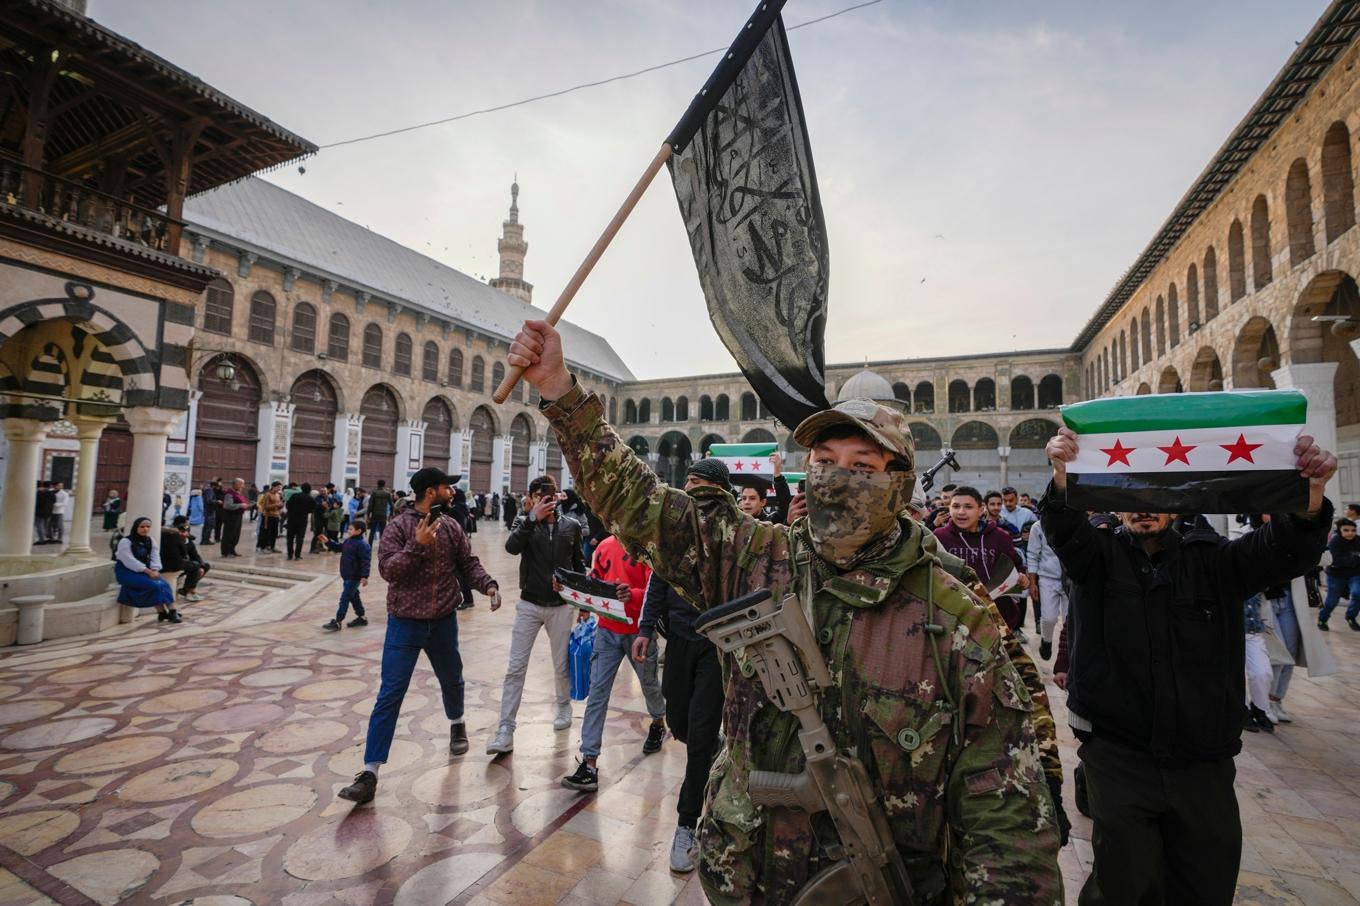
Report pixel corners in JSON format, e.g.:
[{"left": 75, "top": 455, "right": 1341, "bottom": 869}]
[
  {"left": 1274, "top": 361, "right": 1340, "bottom": 389},
  {"left": 123, "top": 406, "right": 182, "bottom": 435},
  {"left": 66, "top": 416, "right": 111, "bottom": 440},
  {"left": 3, "top": 418, "right": 50, "bottom": 442},
  {"left": 997, "top": 445, "right": 1012, "bottom": 458}
]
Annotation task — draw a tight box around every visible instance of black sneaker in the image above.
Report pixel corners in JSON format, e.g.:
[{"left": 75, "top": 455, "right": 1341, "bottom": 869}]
[
  {"left": 322, "top": 620, "right": 341, "bottom": 631},
  {"left": 449, "top": 723, "right": 469, "bottom": 756},
  {"left": 561, "top": 760, "right": 599, "bottom": 792},
  {"left": 1348, "top": 618, "right": 1360, "bottom": 632},
  {"left": 158, "top": 611, "right": 169, "bottom": 622},
  {"left": 347, "top": 616, "right": 368, "bottom": 627},
  {"left": 167, "top": 610, "right": 183, "bottom": 624},
  {"left": 1039, "top": 639, "right": 1052, "bottom": 661},
  {"left": 338, "top": 770, "right": 376, "bottom": 803},
  {"left": 1318, "top": 620, "right": 1331, "bottom": 632},
  {"left": 1250, "top": 705, "right": 1275, "bottom": 733},
  {"left": 642, "top": 720, "right": 665, "bottom": 755}
]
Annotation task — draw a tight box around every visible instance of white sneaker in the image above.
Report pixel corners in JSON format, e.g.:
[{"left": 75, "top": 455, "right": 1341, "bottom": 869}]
[
  {"left": 553, "top": 703, "right": 572, "bottom": 731},
  {"left": 670, "top": 825, "right": 698, "bottom": 873},
  {"left": 1270, "top": 701, "right": 1293, "bottom": 723},
  {"left": 182, "top": 592, "right": 203, "bottom": 602},
  {"left": 486, "top": 728, "right": 514, "bottom": 755}
]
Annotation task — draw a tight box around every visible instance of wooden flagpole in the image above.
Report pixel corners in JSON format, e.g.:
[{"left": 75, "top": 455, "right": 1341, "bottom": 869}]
[{"left": 492, "top": 142, "right": 674, "bottom": 404}]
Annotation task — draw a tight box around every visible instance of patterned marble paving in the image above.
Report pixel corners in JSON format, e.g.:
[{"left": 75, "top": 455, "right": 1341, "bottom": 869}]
[{"left": 1, "top": 520, "right": 1360, "bottom": 904}]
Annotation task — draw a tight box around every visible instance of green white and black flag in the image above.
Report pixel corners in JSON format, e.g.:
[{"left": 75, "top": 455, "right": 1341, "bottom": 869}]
[
  {"left": 1062, "top": 390, "right": 1309, "bottom": 514},
  {"left": 667, "top": 0, "right": 831, "bottom": 430}
]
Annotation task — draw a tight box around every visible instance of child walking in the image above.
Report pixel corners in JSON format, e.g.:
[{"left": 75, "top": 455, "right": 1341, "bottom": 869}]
[{"left": 321, "top": 519, "right": 371, "bottom": 631}]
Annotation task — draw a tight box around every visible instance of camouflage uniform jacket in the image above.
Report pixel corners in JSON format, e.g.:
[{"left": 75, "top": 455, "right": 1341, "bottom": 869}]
[
  {"left": 923, "top": 534, "right": 1063, "bottom": 789},
  {"left": 542, "top": 383, "right": 1062, "bottom": 905}
]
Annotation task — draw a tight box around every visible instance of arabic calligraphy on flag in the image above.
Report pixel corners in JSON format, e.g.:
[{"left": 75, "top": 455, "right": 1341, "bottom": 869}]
[
  {"left": 708, "top": 442, "right": 778, "bottom": 476},
  {"left": 1062, "top": 390, "right": 1308, "bottom": 514}
]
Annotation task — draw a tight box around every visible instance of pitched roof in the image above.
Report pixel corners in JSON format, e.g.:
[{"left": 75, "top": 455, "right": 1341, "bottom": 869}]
[
  {"left": 182, "top": 178, "right": 634, "bottom": 382},
  {"left": 1070, "top": 0, "right": 1360, "bottom": 352}
]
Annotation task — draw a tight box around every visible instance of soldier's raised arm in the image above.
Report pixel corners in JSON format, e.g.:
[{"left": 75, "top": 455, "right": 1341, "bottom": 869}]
[{"left": 509, "top": 320, "right": 789, "bottom": 608}]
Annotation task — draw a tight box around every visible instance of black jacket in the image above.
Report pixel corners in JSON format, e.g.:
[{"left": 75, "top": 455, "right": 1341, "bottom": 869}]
[
  {"left": 160, "top": 529, "right": 189, "bottom": 571},
  {"left": 505, "top": 512, "right": 584, "bottom": 605},
  {"left": 638, "top": 574, "right": 707, "bottom": 643},
  {"left": 285, "top": 491, "right": 315, "bottom": 528},
  {"left": 1043, "top": 491, "right": 1330, "bottom": 763}
]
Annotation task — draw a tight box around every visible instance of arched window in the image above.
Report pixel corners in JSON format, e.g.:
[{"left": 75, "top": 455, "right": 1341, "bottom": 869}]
[
  {"left": 1130, "top": 316, "right": 1141, "bottom": 371},
  {"left": 510, "top": 368, "right": 523, "bottom": 403},
  {"left": 248, "top": 291, "right": 276, "bottom": 345},
  {"left": 492, "top": 361, "right": 506, "bottom": 392},
  {"left": 740, "top": 392, "right": 758, "bottom": 420},
  {"left": 974, "top": 378, "right": 995, "bottom": 410},
  {"left": 1010, "top": 375, "right": 1034, "bottom": 410},
  {"left": 913, "top": 381, "right": 934, "bottom": 413},
  {"left": 362, "top": 323, "right": 382, "bottom": 368},
  {"left": 290, "top": 301, "right": 317, "bottom": 353},
  {"left": 470, "top": 356, "right": 485, "bottom": 392},
  {"left": 327, "top": 313, "right": 349, "bottom": 361},
  {"left": 1102, "top": 348, "right": 1111, "bottom": 390},
  {"left": 1167, "top": 284, "right": 1180, "bottom": 348},
  {"left": 1203, "top": 246, "right": 1220, "bottom": 320},
  {"left": 639, "top": 398, "right": 652, "bottom": 422},
  {"left": 948, "top": 379, "right": 970, "bottom": 413},
  {"left": 1038, "top": 375, "right": 1062, "bottom": 409},
  {"left": 203, "top": 278, "right": 234, "bottom": 335},
  {"left": 608, "top": 397, "right": 617, "bottom": 422},
  {"left": 1140, "top": 306, "right": 1153, "bottom": 363},
  {"left": 1228, "top": 220, "right": 1247, "bottom": 301},
  {"left": 422, "top": 341, "right": 439, "bottom": 382},
  {"left": 1186, "top": 264, "right": 1200, "bottom": 329},
  {"left": 715, "top": 394, "right": 729, "bottom": 421},
  {"left": 1251, "top": 194, "right": 1272, "bottom": 290},
  {"left": 892, "top": 382, "right": 911, "bottom": 407},
  {"left": 447, "top": 348, "right": 463, "bottom": 387},
  {"left": 624, "top": 399, "right": 637, "bottom": 423},
  {"left": 393, "top": 333, "right": 413, "bottom": 376},
  {"left": 662, "top": 397, "right": 675, "bottom": 422},
  {"left": 699, "top": 395, "right": 714, "bottom": 420},
  {"left": 1285, "top": 158, "right": 1316, "bottom": 267},
  {"left": 676, "top": 396, "right": 689, "bottom": 421},
  {"left": 1119, "top": 331, "right": 1128, "bottom": 377},
  {"left": 1155, "top": 296, "right": 1166, "bottom": 357},
  {"left": 1322, "top": 121, "right": 1356, "bottom": 243}
]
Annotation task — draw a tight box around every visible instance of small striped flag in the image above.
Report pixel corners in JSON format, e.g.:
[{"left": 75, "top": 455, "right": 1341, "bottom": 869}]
[
  {"left": 708, "top": 442, "right": 777, "bottom": 476},
  {"left": 1062, "top": 390, "right": 1309, "bottom": 514},
  {"left": 554, "top": 568, "right": 632, "bottom": 626}
]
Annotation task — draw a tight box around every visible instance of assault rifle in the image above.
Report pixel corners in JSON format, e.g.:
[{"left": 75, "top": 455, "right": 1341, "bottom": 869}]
[
  {"left": 919, "top": 448, "right": 960, "bottom": 494},
  {"left": 694, "top": 589, "right": 915, "bottom": 906}
]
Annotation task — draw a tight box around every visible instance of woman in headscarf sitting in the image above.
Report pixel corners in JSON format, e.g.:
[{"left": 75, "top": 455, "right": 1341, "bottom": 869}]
[{"left": 113, "top": 517, "right": 180, "bottom": 623}]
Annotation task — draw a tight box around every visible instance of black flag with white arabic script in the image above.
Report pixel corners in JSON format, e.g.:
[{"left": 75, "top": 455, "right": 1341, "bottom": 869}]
[{"left": 666, "top": 0, "right": 831, "bottom": 430}]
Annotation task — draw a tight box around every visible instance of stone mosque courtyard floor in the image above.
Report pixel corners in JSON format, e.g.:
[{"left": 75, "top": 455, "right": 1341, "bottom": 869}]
[{"left": 4, "top": 522, "right": 1360, "bottom": 904}]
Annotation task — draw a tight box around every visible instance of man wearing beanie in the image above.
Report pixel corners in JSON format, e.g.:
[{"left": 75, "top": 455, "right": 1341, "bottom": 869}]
[{"left": 505, "top": 319, "right": 1060, "bottom": 904}]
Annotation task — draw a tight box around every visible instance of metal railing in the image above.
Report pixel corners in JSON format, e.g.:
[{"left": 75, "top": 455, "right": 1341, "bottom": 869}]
[{"left": 0, "top": 160, "right": 181, "bottom": 255}]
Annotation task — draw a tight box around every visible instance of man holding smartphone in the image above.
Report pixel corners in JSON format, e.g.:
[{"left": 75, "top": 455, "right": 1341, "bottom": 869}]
[
  {"left": 338, "top": 467, "right": 501, "bottom": 805},
  {"left": 487, "top": 475, "right": 585, "bottom": 755}
]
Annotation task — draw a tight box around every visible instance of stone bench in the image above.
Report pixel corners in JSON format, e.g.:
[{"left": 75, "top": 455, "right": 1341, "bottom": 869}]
[{"left": 12, "top": 594, "right": 55, "bottom": 645}]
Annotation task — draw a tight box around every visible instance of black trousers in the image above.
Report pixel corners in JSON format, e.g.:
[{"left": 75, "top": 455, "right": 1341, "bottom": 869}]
[
  {"left": 200, "top": 515, "right": 216, "bottom": 545},
  {"left": 257, "top": 516, "right": 279, "bottom": 550},
  {"left": 286, "top": 521, "right": 307, "bottom": 558},
  {"left": 219, "top": 512, "right": 243, "bottom": 556},
  {"left": 663, "top": 633, "right": 725, "bottom": 829},
  {"left": 180, "top": 560, "right": 209, "bottom": 591},
  {"left": 1078, "top": 735, "right": 1240, "bottom": 906}
]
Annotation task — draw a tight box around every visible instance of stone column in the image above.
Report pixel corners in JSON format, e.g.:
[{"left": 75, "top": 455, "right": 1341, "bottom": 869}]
[
  {"left": 448, "top": 431, "right": 465, "bottom": 478},
  {"left": 0, "top": 419, "right": 49, "bottom": 556},
  {"left": 531, "top": 440, "right": 548, "bottom": 478},
  {"left": 1272, "top": 362, "right": 1340, "bottom": 501},
  {"left": 395, "top": 420, "right": 425, "bottom": 492},
  {"left": 490, "top": 435, "right": 509, "bottom": 494},
  {"left": 65, "top": 418, "right": 107, "bottom": 555},
  {"left": 124, "top": 407, "right": 181, "bottom": 538},
  {"left": 997, "top": 445, "right": 1011, "bottom": 488},
  {"left": 332, "top": 414, "right": 361, "bottom": 490},
  {"left": 257, "top": 400, "right": 294, "bottom": 487}
]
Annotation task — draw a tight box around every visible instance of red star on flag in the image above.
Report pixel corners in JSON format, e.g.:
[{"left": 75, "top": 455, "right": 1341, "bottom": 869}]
[
  {"left": 584, "top": 597, "right": 594, "bottom": 606},
  {"left": 1158, "top": 436, "right": 1196, "bottom": 465},
  {"left": 733, "top": 462, "right": 744, "bottom": 471},
  {"left": 1221, "top": 433, "right": 1263, "bottom": 464},
  {"left": 750, "top": 461, "right": 762, "bottom": 471},
  {"left": 570, "top": 591, "right": 580, "bottom": 600},
  {"left": 1100, "top": 439, "right": 1135, "bottom": 467}
]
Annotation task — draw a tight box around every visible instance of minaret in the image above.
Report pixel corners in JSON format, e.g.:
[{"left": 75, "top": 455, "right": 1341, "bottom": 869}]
[{"left": 489, "top": 178, "right": 533, "bottom": 303}]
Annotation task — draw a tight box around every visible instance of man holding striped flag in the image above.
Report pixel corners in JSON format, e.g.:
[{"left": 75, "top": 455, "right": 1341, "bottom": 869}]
[{"left": 1042, "top": 405, "right": 1336, "bottom": 906}]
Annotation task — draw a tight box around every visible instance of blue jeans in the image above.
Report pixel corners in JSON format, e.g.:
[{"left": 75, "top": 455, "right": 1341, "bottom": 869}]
[
  {"left": 1270, "top": 592, "right": 1299, "bottom": 699},
  {"left": 368, "top": 519, "right": 387, "bottom": 545},
  {"left": 1319, "top": 574, "right": 1360, "bottom": 623},
  {"left": 362, "top": 612, "right": 464, "bottom": 764},
  {"left": 579, "top": 626, "right": 665, "bottom": 759},
  {"left": 336, "top": 579, "right": 366, "bottom": 622}
]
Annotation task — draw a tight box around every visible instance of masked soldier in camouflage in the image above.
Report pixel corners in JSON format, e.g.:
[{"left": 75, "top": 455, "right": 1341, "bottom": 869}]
[{"left": 509, "top": 320, "right": 1062, "bottom": 905}]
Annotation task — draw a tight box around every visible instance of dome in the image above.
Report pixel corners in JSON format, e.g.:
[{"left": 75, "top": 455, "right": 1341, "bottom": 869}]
[{"left": 836, "top": 368, "right": 895, "bottom": 403}]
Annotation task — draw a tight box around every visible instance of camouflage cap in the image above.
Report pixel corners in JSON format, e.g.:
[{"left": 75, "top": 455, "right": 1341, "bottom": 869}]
[{"left": 792, "top": 398, "right": 915, "bottom": 467}]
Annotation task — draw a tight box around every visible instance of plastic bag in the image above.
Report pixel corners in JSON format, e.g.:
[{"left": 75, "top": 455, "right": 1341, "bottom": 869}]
[{"left": 568, "top": 615, "right": 597, "bottom": 702}]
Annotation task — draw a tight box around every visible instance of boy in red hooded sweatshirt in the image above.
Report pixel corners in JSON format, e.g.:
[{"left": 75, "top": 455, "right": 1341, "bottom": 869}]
[{"left": 561, "top": 534, "right": 667, "bottom": 792}]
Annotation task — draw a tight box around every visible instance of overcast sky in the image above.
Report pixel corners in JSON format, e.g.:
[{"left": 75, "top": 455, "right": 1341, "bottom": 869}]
[{"left": 100, "top": 1, "right": 1327, "bottom": 380}]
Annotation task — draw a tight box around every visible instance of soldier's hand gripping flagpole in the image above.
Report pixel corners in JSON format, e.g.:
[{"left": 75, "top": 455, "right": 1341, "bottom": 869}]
[{"left": 495, "top": 0, "right": 799, "bottom": 402}]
